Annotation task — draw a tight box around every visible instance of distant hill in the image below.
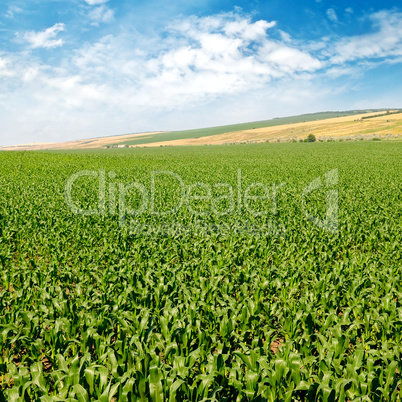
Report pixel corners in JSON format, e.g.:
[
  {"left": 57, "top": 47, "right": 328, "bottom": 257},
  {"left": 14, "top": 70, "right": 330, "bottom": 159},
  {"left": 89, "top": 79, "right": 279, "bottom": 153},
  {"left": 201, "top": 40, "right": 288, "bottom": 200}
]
[
  {"left": 1, "top": 109, "right": 401, "bottom": 151},
  {"left": 117, "top": 110, "right": 381, "bottom": 146}
]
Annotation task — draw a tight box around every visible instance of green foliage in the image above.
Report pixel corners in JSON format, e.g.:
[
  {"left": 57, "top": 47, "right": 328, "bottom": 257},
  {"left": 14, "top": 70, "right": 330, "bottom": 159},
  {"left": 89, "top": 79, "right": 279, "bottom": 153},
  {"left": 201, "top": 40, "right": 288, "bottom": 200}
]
[
  {"left": 361, "top": 110, "right": 402, "bottom": 120},
  {"left": 0, "top": 142, "right": 401, "bottom": 400},
  {"left": 307, "top": 134, "right": 316, "bottom": 142}
]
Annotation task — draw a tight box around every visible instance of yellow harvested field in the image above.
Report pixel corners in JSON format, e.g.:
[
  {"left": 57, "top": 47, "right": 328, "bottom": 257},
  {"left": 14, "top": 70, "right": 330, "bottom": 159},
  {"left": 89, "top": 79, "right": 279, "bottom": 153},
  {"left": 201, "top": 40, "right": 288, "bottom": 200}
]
[{"left": 138, "top": 111, "right": 402, "bottom": 147}]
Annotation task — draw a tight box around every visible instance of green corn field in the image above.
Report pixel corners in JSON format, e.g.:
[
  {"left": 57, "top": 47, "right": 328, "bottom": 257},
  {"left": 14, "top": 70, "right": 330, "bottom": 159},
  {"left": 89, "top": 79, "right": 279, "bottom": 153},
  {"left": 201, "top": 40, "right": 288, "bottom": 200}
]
[{"left": 0, "top": 141, "right": 401, "bottom": 401}]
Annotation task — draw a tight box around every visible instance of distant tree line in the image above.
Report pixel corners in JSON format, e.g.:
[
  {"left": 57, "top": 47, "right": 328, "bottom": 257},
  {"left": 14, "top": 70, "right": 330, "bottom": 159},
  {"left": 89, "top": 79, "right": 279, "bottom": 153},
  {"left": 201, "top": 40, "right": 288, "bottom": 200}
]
[{"left": 361, "top": 110, "right": 402, "bottom": 120}]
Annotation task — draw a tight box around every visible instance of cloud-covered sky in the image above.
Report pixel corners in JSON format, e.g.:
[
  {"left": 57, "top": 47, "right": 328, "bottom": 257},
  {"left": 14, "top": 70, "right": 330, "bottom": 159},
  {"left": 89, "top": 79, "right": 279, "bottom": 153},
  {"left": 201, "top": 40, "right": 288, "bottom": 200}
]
[{"left": 0, "top": 0, "right": 401, "bottom": 146}]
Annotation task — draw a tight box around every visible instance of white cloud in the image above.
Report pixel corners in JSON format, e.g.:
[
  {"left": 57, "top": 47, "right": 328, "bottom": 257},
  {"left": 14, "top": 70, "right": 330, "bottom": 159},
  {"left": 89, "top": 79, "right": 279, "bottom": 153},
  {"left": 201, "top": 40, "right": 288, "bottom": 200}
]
[
  {"left": 330, "top": 11, "right": 402, "bottom": 63},
  {"left": 345, "top": 8, "right": 354, "bottom": 14},
  {"left": 260, "top": 42, "right": 322, "bottom": 74},
  {"left": 278, "top": 30, "right": 291, "bottom": 43},
  {"left": 84, "top": 0, "right": 108, "bottom": 5},
  {"left": 88, "top": 5, "right": 114, "bottom": 25},
  {"left": 326, "top": 8, "right": 339, "bottom": 23},
  {"left": 139, "top": 13, "right": 321, "bottom": 104},
  {"left": 58, "top": 13, "right": 322, "bottom": 110},
  {"left": 23, "top": 23, "right": 65, "bottom": 49},
  {"left": 325, "top": 65, "right": 362, "bottom": 78},
  {"left": 0, "top": 57, "right": 15, "bottom": 77},
  {"left": 5, "top": 5, "right": 23, "bottom": 19},
  {"left": 83, "top": 0, "right": 114, "bottom": 25}
]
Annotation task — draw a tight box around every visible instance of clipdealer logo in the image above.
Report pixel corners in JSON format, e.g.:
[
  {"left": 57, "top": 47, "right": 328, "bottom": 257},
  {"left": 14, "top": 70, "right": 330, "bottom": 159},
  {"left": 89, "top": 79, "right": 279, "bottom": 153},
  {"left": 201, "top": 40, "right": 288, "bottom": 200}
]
[
  {"left": 301, "top": 169, "right": 339, "bottom": 234},
  {"left": 64, "top": 168, "right": 338, "bottom": 234}
]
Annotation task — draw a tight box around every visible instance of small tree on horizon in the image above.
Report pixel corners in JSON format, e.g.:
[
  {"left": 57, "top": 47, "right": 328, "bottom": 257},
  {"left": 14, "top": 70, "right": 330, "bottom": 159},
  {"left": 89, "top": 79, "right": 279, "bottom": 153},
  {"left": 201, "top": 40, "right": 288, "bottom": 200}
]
[{"left": 307, "top": 133, "right": 316, "bottom": 142}]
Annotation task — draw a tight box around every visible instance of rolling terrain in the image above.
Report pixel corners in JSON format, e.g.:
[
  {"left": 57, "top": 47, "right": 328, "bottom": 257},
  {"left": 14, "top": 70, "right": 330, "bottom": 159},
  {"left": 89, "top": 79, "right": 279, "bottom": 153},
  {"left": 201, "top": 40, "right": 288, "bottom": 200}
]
[{"left": 1, "top": 109, "right": 401, "bottom": 151}]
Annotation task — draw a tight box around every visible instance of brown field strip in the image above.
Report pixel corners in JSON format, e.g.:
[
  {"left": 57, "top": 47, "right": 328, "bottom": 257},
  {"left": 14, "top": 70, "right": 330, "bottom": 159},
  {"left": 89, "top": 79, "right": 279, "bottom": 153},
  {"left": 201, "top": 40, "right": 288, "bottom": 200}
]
[{"left": 0, "top": 132, "right": 163, "bottom": 151}]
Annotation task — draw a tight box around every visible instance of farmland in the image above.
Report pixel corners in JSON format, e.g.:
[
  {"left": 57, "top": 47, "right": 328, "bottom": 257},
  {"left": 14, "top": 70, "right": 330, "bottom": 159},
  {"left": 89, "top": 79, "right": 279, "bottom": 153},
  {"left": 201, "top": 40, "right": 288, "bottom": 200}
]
[
  {"left": 1, "top": 109, "right": 401, "bottom": 151},
  {"left": 0, "top": 141, "right": 401, "bottom": 400}
]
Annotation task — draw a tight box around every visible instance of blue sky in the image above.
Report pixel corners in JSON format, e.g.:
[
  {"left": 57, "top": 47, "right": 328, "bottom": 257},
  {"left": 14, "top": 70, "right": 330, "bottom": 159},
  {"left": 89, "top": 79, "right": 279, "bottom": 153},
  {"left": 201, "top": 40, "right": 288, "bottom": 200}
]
[{"left": 0, "top": 0, "right": 401, "bottom": 146}]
